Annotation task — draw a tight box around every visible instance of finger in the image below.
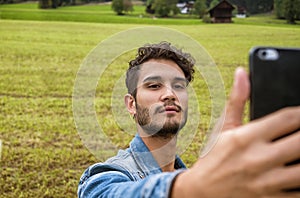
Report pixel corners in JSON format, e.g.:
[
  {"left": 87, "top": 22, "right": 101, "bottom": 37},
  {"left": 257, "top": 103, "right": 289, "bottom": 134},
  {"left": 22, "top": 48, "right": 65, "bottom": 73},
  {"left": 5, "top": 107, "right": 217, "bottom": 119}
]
[
  {"left": 221, "top": 67, "right": 250, "bottom": 131},
  {"left": 268, "top": 193, "right": 300, "bottom": 198},
  {"left": 245, "top": 107, "right": 300, "bottom": 141},
  {"left": 271, "top": 164, "right": 300, "bottom": 191},
  {"left": 269, "top": 130, "right": 300, "bottom": 166},
  {"left": 256, "top": 165, "right": 300, "bottom": 196}
]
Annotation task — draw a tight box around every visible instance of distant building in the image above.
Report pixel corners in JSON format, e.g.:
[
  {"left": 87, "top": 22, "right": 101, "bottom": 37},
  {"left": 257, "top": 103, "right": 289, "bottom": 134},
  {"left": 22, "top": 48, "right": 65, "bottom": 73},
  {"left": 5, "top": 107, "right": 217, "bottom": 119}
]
[
  {"left": 208, "top": 0, "right": 235, "bottom": 23},
  {"left": 236, "top": 5, "right": 247, "bottom": 18},
  {"left": 177, "top": 1, "right": 194, "bottom": 14}
]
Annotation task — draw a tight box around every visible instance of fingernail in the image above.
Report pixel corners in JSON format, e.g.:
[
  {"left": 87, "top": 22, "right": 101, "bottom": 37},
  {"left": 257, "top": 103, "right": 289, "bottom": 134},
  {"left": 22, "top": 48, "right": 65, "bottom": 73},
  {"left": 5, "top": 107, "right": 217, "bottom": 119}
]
[{"left": 234, "top": 67, "right": 244, "bottom": 88}]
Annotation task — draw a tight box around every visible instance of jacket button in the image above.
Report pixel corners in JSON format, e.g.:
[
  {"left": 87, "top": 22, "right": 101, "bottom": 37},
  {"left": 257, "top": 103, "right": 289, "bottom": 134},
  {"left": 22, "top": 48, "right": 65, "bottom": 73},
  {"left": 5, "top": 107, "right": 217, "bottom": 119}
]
[{"left": 138, "top": 172, "right": 144, "bottom": 179}]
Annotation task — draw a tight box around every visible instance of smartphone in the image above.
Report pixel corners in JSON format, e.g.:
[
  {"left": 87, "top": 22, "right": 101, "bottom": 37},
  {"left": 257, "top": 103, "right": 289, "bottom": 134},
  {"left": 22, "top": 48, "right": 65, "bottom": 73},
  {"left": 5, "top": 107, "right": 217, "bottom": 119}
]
[
  {"left": 250, "top": 46, "right": 300, "bottom": 119},
  {"left": 249, "top": 46, "right": 300, "bottom": 192}
]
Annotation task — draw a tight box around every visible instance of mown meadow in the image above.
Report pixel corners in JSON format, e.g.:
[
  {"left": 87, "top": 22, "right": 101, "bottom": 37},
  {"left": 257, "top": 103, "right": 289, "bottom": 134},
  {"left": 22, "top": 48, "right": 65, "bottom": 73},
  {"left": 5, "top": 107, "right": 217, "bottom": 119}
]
[{"left": 1, "top": 2, "right": 300, "bottom": 197}]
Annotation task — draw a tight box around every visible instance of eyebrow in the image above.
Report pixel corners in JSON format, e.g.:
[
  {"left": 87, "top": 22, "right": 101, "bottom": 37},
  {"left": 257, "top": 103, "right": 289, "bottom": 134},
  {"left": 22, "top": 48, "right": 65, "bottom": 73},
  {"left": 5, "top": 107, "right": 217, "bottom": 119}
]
[
  {"left": 142, "top": 76, "right": 187, "bottom": 84},
  {"left": 143, "top": 76, "right": 162, "bottom": 83},
  {"left": 174, "top": 77, "right": 188, "bottom": 84}
]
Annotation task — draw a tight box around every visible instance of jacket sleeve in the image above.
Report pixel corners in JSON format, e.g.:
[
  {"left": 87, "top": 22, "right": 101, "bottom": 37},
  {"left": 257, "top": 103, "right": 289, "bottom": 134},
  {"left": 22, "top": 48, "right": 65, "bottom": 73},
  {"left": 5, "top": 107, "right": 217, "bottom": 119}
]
[{"left": 78, "top": 163, "right": 185, "bottom": 198}]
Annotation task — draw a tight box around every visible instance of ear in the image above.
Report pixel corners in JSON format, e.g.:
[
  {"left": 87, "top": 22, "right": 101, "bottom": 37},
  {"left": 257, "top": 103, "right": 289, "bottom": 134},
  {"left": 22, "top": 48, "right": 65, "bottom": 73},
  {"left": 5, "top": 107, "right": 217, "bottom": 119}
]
[{"left": 124, "top": 94, "right": 136, "bottom": 116}]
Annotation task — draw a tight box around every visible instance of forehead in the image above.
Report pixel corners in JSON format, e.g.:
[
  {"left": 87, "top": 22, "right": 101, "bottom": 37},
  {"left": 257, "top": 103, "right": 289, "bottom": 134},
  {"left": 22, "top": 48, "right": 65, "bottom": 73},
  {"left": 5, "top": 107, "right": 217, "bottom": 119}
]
[{"left": 138, "top": 59, "right": 185, "bottom": 82}]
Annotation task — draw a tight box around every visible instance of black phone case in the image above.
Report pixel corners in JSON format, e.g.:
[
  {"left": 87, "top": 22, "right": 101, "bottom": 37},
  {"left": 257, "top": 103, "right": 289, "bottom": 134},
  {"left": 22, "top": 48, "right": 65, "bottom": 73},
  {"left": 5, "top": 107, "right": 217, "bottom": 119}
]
[
  {"left": 249, "top": 46, "right": 300, "bottom": 192},
  {"left": 250, "top": 46, "right": 300, "bottom": 120}
]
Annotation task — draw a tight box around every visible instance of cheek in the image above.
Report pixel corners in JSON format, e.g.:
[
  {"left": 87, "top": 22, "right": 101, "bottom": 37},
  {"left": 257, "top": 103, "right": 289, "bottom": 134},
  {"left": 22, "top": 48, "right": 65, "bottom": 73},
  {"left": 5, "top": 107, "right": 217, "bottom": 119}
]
[
  {"left": 136, "top": 91, "right": 158, "bottom": 106},
  {"left": 177, "top": 92, "right": 188, "bottom": 107}
]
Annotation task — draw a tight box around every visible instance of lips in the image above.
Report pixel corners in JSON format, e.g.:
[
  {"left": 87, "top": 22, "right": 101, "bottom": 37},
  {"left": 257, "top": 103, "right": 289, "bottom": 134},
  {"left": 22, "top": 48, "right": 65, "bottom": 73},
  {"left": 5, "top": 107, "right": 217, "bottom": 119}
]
[
  {"left": 157, "top": 104, "right": 181, "bottom": 113},
  {"left": 164, "top": 106, "right": 180, "bottom": 112}
]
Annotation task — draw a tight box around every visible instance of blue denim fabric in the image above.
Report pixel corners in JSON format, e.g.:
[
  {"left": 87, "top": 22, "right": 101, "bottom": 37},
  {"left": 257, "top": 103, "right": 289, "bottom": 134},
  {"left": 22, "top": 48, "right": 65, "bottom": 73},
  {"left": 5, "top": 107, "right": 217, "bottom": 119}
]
[{"left": 78, "top": 135, "right": 186, "bottom": 198}]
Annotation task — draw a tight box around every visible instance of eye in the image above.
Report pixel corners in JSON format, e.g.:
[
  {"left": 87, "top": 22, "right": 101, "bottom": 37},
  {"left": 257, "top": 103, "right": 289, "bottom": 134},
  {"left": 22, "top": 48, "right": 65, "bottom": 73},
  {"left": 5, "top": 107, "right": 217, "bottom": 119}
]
[
  {"left": 173, "top": 83, "right": 187, "bottom": 90},
  {"left": 147, "top": 83, "right": 161, "bottom": 90}
]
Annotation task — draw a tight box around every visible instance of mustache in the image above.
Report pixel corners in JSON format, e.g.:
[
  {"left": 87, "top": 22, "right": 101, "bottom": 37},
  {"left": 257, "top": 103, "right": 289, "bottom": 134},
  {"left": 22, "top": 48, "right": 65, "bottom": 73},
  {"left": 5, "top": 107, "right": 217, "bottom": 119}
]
[{"left": 155, "top": 101, "right": 182, "bottom": 113}]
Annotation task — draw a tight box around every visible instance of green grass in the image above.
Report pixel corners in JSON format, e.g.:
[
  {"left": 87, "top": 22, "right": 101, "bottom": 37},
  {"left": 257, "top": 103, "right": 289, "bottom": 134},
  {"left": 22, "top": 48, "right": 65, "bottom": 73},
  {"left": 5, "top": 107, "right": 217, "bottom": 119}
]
[
  {"left": 1, "top": 2, "right": 299, "bottom": 25},
  {"left": 1, "top": 4, "right": 300, "bottom": 197},
  {"left": 0, "top": 2, "right": 203, "bottom": 24}
]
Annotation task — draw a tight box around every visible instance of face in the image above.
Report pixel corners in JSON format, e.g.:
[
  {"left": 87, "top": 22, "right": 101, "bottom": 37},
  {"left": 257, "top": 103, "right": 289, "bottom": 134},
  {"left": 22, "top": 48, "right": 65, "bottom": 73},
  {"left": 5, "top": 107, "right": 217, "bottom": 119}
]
[{"left": 134, "top": 59, "right": 188, "bottom": 138}]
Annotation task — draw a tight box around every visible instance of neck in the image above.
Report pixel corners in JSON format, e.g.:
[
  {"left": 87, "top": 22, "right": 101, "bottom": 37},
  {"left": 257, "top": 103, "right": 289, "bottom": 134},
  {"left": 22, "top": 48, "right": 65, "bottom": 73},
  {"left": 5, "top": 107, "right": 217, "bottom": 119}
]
[{"left": 139, "top": 130, "right": 178, "bottom": 172}]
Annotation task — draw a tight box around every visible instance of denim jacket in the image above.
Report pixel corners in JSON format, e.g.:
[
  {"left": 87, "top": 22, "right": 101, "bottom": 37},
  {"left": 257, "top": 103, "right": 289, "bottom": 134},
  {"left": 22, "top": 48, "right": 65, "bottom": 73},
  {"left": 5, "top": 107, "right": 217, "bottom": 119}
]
[{"left": 78, "top": 135, "right": 187, "bottom": 198}]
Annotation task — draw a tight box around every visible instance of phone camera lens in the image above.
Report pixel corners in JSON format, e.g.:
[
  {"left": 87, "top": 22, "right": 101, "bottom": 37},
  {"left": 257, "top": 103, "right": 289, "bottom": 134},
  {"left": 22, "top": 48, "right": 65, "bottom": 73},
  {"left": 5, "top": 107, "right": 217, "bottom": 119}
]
[
  {"left": 261, "top": 51, "right": 267, "bottom": 57},
  {"left": 258, "top": 49, "right": 279, "bottom": 61}
]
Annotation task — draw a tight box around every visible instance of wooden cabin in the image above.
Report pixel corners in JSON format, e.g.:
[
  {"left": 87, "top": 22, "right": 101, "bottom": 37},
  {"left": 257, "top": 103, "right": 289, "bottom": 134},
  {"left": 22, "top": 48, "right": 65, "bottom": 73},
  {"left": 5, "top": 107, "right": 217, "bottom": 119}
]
[{"left": 209, "top": 0, "right": 235, "bottom": 23}]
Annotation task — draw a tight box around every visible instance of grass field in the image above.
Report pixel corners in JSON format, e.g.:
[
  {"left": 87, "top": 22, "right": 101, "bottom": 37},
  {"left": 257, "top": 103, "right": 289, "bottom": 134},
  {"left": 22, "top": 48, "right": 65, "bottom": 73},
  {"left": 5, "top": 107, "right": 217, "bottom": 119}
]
[
  {"left": 0, "top": 2, "right": 202, "bottom": 24},
  {"left": 1, "top": 1, "right": 299, "bottom": 25},
  {"left": 1, "top": 2, "right": 300, "bottom": 197}
]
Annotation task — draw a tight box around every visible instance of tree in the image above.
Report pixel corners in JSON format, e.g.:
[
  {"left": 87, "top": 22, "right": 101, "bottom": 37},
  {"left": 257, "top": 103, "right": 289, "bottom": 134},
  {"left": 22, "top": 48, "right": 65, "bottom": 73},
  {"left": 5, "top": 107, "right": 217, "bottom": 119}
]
[
  {"left": 39, "top": 0, "right": 51, "bottom": 8},
  {"left": 284, "top": 0, "right": 300, "bottom": 23},
  {"left": 152, "top": 0, "right": 179, "bottom": 17},
  {"left": 194, "top": 0, "right": 207, "bottom": 18},
  {"left": 146, "top": 0, "right": 155, "bottom": 14},
  {"left": 274, "top": 0, "right": 300, "bottom": 23},
  {"left": 123, "top": 0, "right": 134, "bottom": 13},
  {"left": 38, "top": 0, "right": 74, "bottom": 9},
  {"left": 209, "top": 0, "right": 219, "bottom": 9},
  {"left": 230, "top": 0, "right": 273, "bottom": 14},
  {"left": 112, "top": 0, "right": 124, "bottom": 15},
  {"left": 274, "top": 0, "right": 285, "bottom": 18},
  {"left": 112, "top": 0, "right": 133, "bottom": 15},
  {"left": 38, "top": 0, "right": 60, "bottom": 8}
]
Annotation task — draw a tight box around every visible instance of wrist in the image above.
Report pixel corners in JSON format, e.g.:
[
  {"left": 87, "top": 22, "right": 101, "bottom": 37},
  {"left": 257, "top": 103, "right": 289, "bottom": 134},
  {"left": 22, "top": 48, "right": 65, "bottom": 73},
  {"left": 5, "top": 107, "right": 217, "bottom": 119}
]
[{"left": 170, "top": 171, "right": 190, "bottom": 198}]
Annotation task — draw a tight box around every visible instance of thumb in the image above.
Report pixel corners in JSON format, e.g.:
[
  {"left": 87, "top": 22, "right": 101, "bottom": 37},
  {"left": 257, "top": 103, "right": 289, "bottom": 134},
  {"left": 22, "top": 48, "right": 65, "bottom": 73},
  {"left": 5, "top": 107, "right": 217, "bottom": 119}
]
[{"left": 221, "top": 67, "right": 250, "bottom": 131}]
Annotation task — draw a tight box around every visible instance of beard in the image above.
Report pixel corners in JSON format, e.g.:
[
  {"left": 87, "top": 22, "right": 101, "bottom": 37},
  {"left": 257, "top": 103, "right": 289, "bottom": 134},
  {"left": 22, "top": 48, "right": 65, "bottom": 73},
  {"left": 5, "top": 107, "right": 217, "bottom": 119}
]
[{"left": 136, "top": 103, "right": 187, "bottom": 138}]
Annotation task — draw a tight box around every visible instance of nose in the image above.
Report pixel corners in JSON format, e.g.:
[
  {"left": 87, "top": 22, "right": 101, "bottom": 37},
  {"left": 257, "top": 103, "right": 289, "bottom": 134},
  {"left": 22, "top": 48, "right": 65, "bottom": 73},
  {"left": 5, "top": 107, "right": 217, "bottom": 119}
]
[{"left": 161, "top": 86, "right": 176, "bottom": 101}]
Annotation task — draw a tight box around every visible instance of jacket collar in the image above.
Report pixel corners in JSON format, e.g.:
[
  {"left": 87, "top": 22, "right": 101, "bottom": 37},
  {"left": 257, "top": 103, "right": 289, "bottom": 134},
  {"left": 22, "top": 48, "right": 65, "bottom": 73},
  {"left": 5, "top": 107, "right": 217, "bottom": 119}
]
[{"left": 129, "top": 134, "right": 186, "bottom": 175}]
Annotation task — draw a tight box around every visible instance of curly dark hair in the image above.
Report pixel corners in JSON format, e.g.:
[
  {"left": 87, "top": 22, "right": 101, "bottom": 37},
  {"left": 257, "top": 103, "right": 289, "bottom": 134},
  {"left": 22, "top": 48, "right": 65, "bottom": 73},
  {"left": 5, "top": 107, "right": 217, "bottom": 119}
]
[{"left": 126, "top": 41, "right": 195, "bottom": 98}]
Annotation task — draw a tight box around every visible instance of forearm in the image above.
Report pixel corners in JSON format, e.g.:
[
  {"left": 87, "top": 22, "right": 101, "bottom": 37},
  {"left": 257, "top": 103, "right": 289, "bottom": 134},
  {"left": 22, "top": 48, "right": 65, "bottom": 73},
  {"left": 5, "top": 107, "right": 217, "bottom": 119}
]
[
  {"left": 78, "top": 170, "right": 185, "bottom": 198},
  {"left": 170, "top": 171, "right": 189, "bottom": 198}
]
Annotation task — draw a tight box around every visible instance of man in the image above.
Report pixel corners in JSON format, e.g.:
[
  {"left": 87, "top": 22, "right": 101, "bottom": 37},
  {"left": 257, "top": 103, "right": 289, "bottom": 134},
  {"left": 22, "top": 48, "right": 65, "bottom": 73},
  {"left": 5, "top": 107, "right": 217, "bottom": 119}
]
[{"left": 78, "top": 42, "right": 300, "bottom": 197}]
